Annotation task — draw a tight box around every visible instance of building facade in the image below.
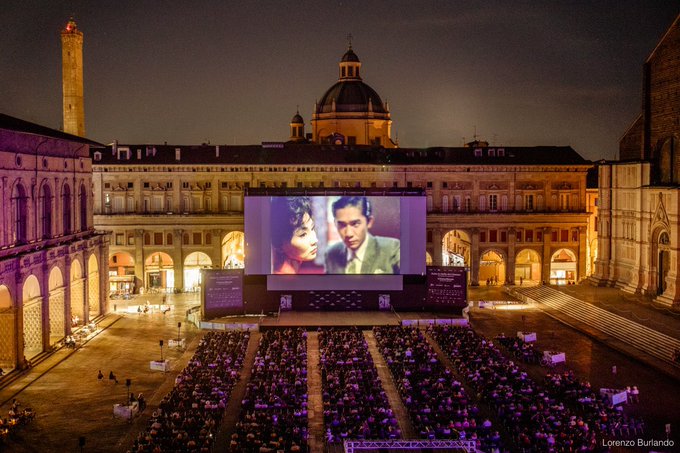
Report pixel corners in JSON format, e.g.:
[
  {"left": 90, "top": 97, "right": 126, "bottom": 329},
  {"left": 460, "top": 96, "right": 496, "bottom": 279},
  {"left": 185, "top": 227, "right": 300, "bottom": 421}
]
[
  {"left": 93, "top": 143, "right": 592, "bottom": 293},
  {"left": 592, "top": 14, "right": 680, "bottom": 306},
  {"left": 0, "top": 114, "right": 108, "bottom": 370}
]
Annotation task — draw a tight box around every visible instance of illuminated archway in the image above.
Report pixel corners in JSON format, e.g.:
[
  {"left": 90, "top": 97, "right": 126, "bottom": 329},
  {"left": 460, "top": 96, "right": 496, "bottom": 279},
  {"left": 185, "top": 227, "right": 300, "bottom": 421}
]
[
  {"left": 48, "top": 267, "right": 66, "bottom": 346},
  {"left": 88, "top": 254, "right": 100, "bottom": 318},
  {"left": 22, "top": 275, "right": 43, "bottom": 359},
  {"left": 0, "top": 285, "right": 11, "bottom": 310},
  {"left": 109, "top": 252, "right": 135, "bottom": 295},
  {"left": 515, "top": 249, "right": 541, "bottom": 285},
  {"left": 70, "top": 258, "right": 85, "bottom": 327},
  {"left": 479, "top": 249, "right": 506, "bottom": 285},
  {"left": 550, "top": 248, "right": 577, "bottom": 285},
  {"left": 184, "top": 252, "right": 212, "bottom": 291},
  {"left": 442, "top": 229, "right": 470, "bottom": 267},
  {"left": 144, "top": 252, "right": 174, "bottom": 291},
  {"left": 425, "top": 251, "right": 433, "bottom": 266},
  {"left": 222, "top": 231, "right": 245, "bottom": 269}
]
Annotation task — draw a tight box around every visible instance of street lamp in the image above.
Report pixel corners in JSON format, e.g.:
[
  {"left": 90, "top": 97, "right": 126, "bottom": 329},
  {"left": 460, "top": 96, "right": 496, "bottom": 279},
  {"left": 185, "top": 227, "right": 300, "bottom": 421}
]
[
  {"left": 177, "top": 322, "right": 182, "bottom": 342},
  {"left": 159, "top": 339, "right": 164, "bottom": 362}
]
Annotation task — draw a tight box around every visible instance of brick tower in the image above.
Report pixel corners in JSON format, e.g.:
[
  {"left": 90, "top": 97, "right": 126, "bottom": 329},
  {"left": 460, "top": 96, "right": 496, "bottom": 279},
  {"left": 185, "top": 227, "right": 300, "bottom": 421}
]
[{"left": 61, "top": 18, "right": 85, "bottom": 136}]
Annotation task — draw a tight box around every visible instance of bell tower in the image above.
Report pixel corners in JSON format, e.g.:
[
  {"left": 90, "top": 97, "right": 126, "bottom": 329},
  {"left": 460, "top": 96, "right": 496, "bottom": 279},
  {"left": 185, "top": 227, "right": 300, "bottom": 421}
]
[{"left": 61, "top": 18, "right": 85, "bottom": 137}]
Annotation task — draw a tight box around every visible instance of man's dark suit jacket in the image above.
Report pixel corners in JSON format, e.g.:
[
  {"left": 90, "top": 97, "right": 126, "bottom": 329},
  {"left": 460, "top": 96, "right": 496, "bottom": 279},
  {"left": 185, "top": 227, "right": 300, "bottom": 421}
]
[{"left": 325, "top": 234, "right": 400, "bottom": 274}]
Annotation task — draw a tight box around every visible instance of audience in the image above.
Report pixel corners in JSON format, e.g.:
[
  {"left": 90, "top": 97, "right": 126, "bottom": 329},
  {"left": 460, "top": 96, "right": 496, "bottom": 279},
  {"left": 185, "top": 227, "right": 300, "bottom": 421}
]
[
  {"left": 231, "top": 328, "right": 309, "bottom": 453},
  {"left": 319, "top": 327, "right": 400, "bottom": 443},
  {"left": 129, "top": 330, "right": 249, "bottom": 453}
]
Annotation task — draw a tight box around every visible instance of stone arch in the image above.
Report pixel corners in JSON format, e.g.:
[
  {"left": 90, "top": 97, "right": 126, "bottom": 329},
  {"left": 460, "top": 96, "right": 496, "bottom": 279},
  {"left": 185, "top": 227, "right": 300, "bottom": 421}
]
[
  {"left": 144, "top": 252, "right": 174, "bottom": 291},
  {"left": 88, "top": 254, "right": 100, "bottom": 318},
  {"left": 70, "top": 257, "right": 85, "bottom": 326},
  {"left": 442, "top": 229, "right": 471, "bottom": 267},
  {"left": 650, "top": 226, "right": 671, "bottom": 296},
  {"left": 479, "top": 248, "right": 506, "bottom": 285},
  {"left": 550, "top": 248, "right": 577, "bottom": 285},
  {"left": 22, "top": 275, "right": 43, "bottom": 359},
  {"left": 222, "top": 231, "right": 245, "bottom": 269},
  {"left": 48, "top": 266, "right": 66, "bottom": 345},
  {"left": 184, "top": 252, "right": 212, "bottom": 291},
  {"left": 109, "top": 252, "right": 135, "bottom": 295},
  {"left": 425, "top": 251, "right": 433, "bottom": 266},
  {"left": 0, "top": 285, "right": 11, "bottom": 310},
  {"left": 515, "top": 248, "right": 541, "bottom": 285}
]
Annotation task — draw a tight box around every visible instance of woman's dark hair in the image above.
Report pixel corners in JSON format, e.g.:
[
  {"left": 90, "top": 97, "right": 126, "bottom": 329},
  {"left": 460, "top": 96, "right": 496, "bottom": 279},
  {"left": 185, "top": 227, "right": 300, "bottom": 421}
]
[{"left": 271, "top": 197, "right": 313, "bottom": 251}]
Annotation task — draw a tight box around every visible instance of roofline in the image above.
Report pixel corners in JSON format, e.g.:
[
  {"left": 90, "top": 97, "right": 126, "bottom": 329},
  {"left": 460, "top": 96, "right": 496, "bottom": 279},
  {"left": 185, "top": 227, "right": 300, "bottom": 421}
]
[
  {"left": 645, "top": 13, "right": 680, "bottom": 64},
  {"left": 618, "top": 112, "right": 643, "bottom": 143}
]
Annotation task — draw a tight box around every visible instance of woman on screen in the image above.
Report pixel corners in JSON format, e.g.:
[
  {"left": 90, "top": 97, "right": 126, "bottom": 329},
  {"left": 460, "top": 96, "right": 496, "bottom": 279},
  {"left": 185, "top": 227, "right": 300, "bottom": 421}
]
[{"left": 271, "top": 197, "right": 319, "bottom": 274}]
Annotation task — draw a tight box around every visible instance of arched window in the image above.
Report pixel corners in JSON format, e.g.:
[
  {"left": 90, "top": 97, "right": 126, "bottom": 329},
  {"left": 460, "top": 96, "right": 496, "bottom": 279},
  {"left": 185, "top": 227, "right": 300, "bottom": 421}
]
[
  {"left": 40, "top": 183, "right": 52, "bottom": 239},
  {"left": 442, "top": 195, "right": 449, "bottom": 213},
  {"left": 79, "top": 183, "right": 88, "bottom": 231},
  {"left": 12, "top": 183, "right": 28, "bottom": 244},
  {"left": 62, "top": 183, "right": 72, "bottom": 234}
]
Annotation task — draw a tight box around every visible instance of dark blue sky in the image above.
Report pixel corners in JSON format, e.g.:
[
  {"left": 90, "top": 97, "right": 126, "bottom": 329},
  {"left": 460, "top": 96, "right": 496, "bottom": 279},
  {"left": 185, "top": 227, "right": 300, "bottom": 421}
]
[{"left": 1, "top": 1, "right": 678, "bottom": 161}]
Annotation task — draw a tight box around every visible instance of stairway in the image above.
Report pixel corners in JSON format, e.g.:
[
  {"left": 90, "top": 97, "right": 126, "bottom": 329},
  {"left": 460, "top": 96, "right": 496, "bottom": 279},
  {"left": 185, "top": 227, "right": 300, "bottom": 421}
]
[{"left": 510, "top": 286, "right": 680, "bottom": 363}]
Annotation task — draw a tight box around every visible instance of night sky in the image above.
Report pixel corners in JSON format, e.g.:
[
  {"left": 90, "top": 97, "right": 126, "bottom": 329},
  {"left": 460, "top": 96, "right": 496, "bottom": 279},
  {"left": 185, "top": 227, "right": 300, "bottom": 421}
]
[{"left": 1, "top": 1, "right": 678, "bottom": 161}]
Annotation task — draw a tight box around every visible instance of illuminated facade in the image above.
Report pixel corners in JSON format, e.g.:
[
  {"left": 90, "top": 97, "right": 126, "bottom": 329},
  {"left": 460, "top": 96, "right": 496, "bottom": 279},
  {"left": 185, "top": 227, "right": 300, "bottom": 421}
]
[
  {"left": 0, "top": 114, "right": 108, "bottom": 370},
  {"left": 592, "top": 14, "right": 680, "bottom": 306},
  {"left": 92, "top": 143, "right": 592, "bottom": 292}
]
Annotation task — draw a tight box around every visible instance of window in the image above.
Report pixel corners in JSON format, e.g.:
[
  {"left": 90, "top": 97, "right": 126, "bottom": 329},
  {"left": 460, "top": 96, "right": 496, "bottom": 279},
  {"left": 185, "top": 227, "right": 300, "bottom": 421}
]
[
  {"left": 115, "top": 234, "right": 124, "bottom": 245},
  {"left": 560, "top": 193, "right": 570, "bottom": 210},
  {"left": 442, "top": 195, "right": 449, "bottom": 213},
  {"left": 127, "top": 182, "right": 134, "bottom": 189},
  {"left": 479, "top": 195, "right": 486, "bottom": 211},
  {"left": 525, "top": 195, "right": 534, "bottom": 211},
  {"left": 551, "top": 230, "right": 558, "bottom": 242},
  {"left": 474, "top": 148, "right": 482, "bottom": 157},
  {"left": 182, "top": 182, "right": 189, "bottom": 189},
  {"left": 143, "top": 198, "right": 150, "bottom": 213},
  {"left": 480, "top": 231, "right": 487, "bottom": 242},
  {"left": 516, "top": 230, "right": 522, "bottom": 242},
  {"left": 465, "top": 197, "right": 471, "bottom": 212},
  {"left": 79, "top": 184, "right": 88, "bottom": 231},
  {"left": 40, "top": 184, "right": 52, "bottom": 239},
  {"left": 62, "top": 183, "right": 72, "bottom": 235},
  {"left": 193, "top": 233, "right": 202, "bottom": 245},
  {"left": 442, "top": 182, "right": 448, "bottom": 189},
  {"left": 183, "top": 233, "right": 189, "bottom": 245},
  {"left": 594, "top": 216, "right": 598, "bottom": 232},
  {"left": 426, "top": 195, "right": 433, "bottom": 212},
  {"left": 571, "top": 229, "right": 579, "bottom": 242},
  {"left": 525, "top": 230, "right": 534, "bottom": 242},
  {"left": 453, "top": 195, "right": 460, "bottom": 211},
  {"left": 501, "top": 195, "right": 508, "bottom": 211},
  {"left": 221, "top": 182, "right": 229, "bottom": 189},
  {"left": 154, "top": 233, "right": 163, "bottom": 245},
  {"left": 427, "top": 181, "right": 433, "bottom": 188},
  {"left": 205, "top": 182, "right": 211, "bottom": 189},
  {"left": 206, "top": 232, "right": 212, "bottom": 244},
  {"left": 12, "top": 183, "right": 28, "bottom": 243},
  {"left": 561, "top": 229, "right": 569, "bottom": 242},
  {"left": 500, "top": 230, "right": 507, "bottom": 242},
  {"left": 489, "top": 194, "right": 498, "bottom": 211},
  {"left": 144, "top": 233, "right": 151, "bottom": 245},
  {"left": 143, "top": 182, "right": 150, "bottom": 188},
  {"left": 167, "top": 233, "right": 173, "bottom": 245},
  {"left": 536, "top": 230, "right": 543, "bottom": 242},
  {"left": 489, "top": 230, "right": 498, "bottom": 242},
  {"left": 128, "top": 235, "right": 134, "bottom": 245},
  {"left": 206, "top": 198, "right": 212, "bottom": 211}
]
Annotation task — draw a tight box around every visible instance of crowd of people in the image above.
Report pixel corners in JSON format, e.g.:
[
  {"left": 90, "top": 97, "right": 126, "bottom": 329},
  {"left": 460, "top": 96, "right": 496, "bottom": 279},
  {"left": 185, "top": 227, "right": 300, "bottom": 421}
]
[
  {"left": 431, "top": 325, "right": 645, "bottom": 451},
  {"left": 129, "top": 331, "right": 249, "bottom": 453},
  {"left": 0, "top": 399, "right": 34, "bottom": 447},
  {"left": 231, "top": 328, "right": 309, "bottom": 452},
  {"left": 318, "top": 327, "right": 400, "bottom": 443},
  {"left": 373, "top": 326, "right": 499, "bottom": 450}
]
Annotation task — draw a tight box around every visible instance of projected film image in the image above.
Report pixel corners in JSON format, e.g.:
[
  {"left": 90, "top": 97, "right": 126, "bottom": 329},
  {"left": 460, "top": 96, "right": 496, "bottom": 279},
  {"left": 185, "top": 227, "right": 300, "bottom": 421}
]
[{"left": 270, "top": 196, "right": 400, "bottom": 275}]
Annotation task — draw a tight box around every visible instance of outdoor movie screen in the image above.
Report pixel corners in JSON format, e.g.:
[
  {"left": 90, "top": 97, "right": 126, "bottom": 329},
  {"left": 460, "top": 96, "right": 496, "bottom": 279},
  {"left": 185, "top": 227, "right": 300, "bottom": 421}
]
[{"left": 244, "top": 194, "right": 425, "bottom": 276}]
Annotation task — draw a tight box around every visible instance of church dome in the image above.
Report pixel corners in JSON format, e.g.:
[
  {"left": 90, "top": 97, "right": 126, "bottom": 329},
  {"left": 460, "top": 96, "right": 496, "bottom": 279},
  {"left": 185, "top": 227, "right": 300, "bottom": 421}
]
[
  {"left": 291, "top": 112, "right": 304, "bottom": 124},
  {"left": 341, "top": 48, "right": 360, "bottom": 62},
  {"left": 317, "top": 81, "right": 387, "bottom": 114}
]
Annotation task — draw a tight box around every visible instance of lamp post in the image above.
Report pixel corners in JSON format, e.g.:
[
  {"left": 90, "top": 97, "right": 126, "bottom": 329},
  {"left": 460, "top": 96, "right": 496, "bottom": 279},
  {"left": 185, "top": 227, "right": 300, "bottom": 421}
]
[
  {"left": 177, "top": 322, "right": 182, "bottom": 342},
  {"left": 159, "top": 339, "right": 164, "bottom": 362}
]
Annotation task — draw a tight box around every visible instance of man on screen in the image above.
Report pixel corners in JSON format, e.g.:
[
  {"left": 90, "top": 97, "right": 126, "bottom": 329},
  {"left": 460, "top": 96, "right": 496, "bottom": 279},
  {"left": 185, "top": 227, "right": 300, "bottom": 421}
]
[{"left": 325, "top": 196, "right": 400, "bottom": 274}]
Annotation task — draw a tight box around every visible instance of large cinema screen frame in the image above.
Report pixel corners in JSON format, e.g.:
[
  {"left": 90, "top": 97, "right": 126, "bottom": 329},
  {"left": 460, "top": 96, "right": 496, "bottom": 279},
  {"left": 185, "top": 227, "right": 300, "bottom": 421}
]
[{"left": 244, "top": 189, "right": 426, "bottom": 279}]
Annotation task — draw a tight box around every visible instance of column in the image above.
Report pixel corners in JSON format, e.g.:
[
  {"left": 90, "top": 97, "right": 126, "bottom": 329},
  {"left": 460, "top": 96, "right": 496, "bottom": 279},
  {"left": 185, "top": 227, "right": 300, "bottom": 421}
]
[
  {"left": 41, "top": 256, "right": 50, "bottom": 352},
  {"left": 542, "top": 227, "right": 552, "bottom": 284},
  {"left": 212, "top": 229, "right": 223, "bottom": 268},
  {"left": 134, "top": 229, "right": 145, "bottom": 292},
  {"left": 578, "top": 226, "right": 587, "bottom": 282},
  {"left": 470, "top": 228, "right": 480, "bottom": 286},
  {"left": 507, "top": 227, "right": 516, "bottom": 285},
  {"left": 100, "top": 238, "right": 110, "bottom": 313},
  {"left": 82, "top": 252, "right": 90, "bottom": 322},
  {"left": 64, "top": 255, "right": 72, "bottom": 335},
  {"left": 1, "top": 177, "right": 7, "bottom": 245},
  {"left": 432, "top": 228, "right": 443, "bottom": 266},
  {"left": 173, "top": 229, "right": 184, "bottom": 291}
]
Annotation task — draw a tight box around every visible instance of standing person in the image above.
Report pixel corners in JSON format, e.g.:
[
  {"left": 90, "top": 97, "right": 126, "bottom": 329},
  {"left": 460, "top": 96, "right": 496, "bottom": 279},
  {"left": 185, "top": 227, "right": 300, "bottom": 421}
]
[
  {"left": 109, "top": 371, "right": 118, "bottom": 384},
  {"left": 271, "top": 197, "right": 319, "bottom": 274},
  {"left": 97, "top": 370, "right": 104, "bottom": 382},
  {"left": 325, "top": 196, "right": 400, "bottom": 274}
]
